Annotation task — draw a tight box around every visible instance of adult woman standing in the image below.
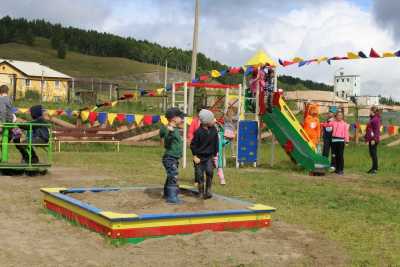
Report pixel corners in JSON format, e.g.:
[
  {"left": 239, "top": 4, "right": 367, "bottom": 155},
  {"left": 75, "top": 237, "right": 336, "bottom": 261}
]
[{"left": 365, "top": 106, "right": 381, "bottom": 174}]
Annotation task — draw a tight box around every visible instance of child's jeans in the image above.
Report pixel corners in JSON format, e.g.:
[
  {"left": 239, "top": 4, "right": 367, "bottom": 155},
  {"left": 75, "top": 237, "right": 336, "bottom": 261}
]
[
  {"left": 162, "top": 155, "right": 180, "bottom": 193},
  {"left": 195, "top": 157, "right": 214, "bottom": 184}
]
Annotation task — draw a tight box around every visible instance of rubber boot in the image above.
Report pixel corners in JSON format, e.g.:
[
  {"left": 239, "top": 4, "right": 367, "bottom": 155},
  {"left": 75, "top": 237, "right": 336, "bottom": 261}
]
[
  {"left": 166, "top": 186, "right": 181, "bottom": 204},
  {"left": 204, "top": 177, "right": 213, "bottom": 199},
  {"left": 197, "top": 183, "right": 204, "bottom": 199}
]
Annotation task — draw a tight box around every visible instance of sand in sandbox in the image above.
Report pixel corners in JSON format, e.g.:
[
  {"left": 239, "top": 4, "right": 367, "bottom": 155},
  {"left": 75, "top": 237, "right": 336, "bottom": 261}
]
[{"left": 69, "top": 188, "right": 250, "bottom": 214}]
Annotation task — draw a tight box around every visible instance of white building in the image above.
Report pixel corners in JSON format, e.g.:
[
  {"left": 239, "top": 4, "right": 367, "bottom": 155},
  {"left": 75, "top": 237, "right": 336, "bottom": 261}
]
[
  {"left": 355, "top": 95, "right": 380, "bottom": 106},
  {"left": 334, "top": 71, "right": 361, "bottom": 99}
]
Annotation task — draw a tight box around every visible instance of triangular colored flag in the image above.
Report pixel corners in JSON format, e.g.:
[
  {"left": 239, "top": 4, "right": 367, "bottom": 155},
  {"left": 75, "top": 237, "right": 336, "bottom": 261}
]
[
  {"left": 395, "top": 50, "right": 400, "bottom": 57},
  {"left": 211, "top": 70, "right": 221, "bottom": 78},
  {"left": 292, "top": 57, "right": 304, "bottom": 63},
  {"left": 152, "top": 115, "right": 160, "bottom": 124},
  {"left": 347, "top": 52, "right": 359, "bottom": 59},
  {"left": 47, "top": 109, "right": 57, "bottom": 117},
  {"left": 220, "top": 70, "right": 228, "bottom": 77},
  {"left": 88, "top": 111, "right": 98, "bottom": 126},
  {"left": 11, "top": 107, "right": 18, "bottom": 114},
  {"left": 244, "top": 66, "right": 254, "bottom": 76},
  {"left": 358, "top": 51, "right": 368, "bottom": 58},
  {"left": 134, "top": 114, "right": 144, "bottom": 125},
  {"left": 111, "top": 101, "right": 118, "bottom": 107},
  {"left": 369, "top": 48, "right": 381, "bottom": 58},
  {"left": 156, "top": 88, "right": 164, "bottom": 95},
  {"left": 160, "top": 115, "right": 168, "bottom": 125},
  {"left": 383, "top": 52, "right": 395, "bottom": 57},
  {"left": 56, "top": 109, "right": 64, "bottom": 116},
  {"left": 143, "top": 115, "right": 153, "bottom": 125},
  {"left": 192, "top": 78, "right": 199, "bottom": 83},
  {"left": 97, "top": 112, "right": 107, "bottom": 124},
  {"left": 116, "top": 113, "right": 125, "bottom": 122},
  {"left": 64, "top": 108, "right": 72, "bottom": 118},
  {"left": 200, "top": 75, "right": 209, "bottom": 81},
  {"left": 317, "top": 56, "right": 328, "bottom": 63},
  {"left": 186, "top": 117, "right": 193, "bottom": 126},
  {"left": 80, "top": 110, "right": 89, "bottom": 121},
  {"left": 107, "top": 113, "right": 117, "bottom": 125},
  {"left": 125, "top": 114, "right": 135, "bottom": 124},
  {"left": 19, "top": 108, "right": 29, "bottom": 114},
  {"left": 278, "top": 59, "right": 284, "bottom": 66},
  {"left": 228, "top": 67, "right": 241, "bottom": 74},
  {"left": 298, "top": 61, "right": 309, "bottom": 67}
]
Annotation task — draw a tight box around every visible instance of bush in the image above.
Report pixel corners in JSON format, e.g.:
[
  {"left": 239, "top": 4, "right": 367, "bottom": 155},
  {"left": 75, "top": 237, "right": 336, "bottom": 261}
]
[{"left": 25, "top": 90, "right": 40, "bottom": 101}]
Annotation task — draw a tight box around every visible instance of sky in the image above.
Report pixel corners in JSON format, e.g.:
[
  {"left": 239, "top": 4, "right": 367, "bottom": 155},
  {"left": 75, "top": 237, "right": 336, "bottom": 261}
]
[{"left": 1, "top": 0, "right": 400, "bottom": 99}]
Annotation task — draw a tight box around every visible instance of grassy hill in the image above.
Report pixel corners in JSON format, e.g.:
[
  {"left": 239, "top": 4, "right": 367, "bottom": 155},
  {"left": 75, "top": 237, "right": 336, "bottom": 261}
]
[{"left": 0, "top": 38, "right": 169, "bottom": 88}]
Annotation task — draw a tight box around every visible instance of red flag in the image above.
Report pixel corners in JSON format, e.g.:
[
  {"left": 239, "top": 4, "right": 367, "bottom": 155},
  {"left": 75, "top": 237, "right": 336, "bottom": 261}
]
[
  {"left": 200, "top": 75, "right": 209, "bottom": 81},
  {"left": 228, "top": 67, "right": 241, "bottom": 74},
  {"left": 143, "top": 115, "right": 153, "bottom": 125},
  {"left": 88, "top": 112, "right": 98, "bottom": 126},
  {"left": 369, "top": 48, "right": 381, "bottom": 58},
  {"left": 116, "top": 113, "right": 125, "bottom": 122}
]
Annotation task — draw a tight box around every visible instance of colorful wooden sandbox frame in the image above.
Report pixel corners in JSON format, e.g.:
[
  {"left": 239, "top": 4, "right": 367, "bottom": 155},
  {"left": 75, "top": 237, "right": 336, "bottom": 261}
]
[{"left": 41, "top": 186, "right": 276, "bottom": 244}]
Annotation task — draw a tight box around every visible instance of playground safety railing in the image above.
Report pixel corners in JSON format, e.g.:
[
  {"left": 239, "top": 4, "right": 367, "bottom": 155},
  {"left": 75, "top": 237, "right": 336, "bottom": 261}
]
[{"left": 0, "top": 122, "right": 52, "bottom": 169}]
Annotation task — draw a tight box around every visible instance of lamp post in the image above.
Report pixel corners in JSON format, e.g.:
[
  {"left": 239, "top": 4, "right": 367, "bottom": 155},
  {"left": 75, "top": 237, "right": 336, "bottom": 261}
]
[
  {"left": 188, "top": 0, "right": 200, "bottom": 115},
  {"left": 163, "top": 49, "right": 174, "bottom": 111}
]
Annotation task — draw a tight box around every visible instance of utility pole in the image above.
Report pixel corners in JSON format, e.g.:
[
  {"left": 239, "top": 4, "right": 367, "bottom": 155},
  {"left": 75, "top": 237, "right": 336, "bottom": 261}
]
[{"left": 188, "top": 0, "right": 200, "bottom": 115}]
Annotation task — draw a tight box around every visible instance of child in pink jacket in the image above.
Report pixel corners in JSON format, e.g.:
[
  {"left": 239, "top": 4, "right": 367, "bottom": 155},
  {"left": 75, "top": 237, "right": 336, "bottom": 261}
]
[{"left": 321, "top": 111, "right": 349, "bottom": 175}]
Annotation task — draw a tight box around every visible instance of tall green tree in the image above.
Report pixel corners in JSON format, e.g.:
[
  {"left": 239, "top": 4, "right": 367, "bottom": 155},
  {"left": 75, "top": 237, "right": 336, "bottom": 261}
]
[{"left": 57, "top": 41, "right": 67, "bottom": 59}]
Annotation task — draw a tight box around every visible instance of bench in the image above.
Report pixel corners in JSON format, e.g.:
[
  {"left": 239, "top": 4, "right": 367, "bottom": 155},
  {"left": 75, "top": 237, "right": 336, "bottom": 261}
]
[{"left": 53, "top": 127, "right": 120, "bottom": 152}]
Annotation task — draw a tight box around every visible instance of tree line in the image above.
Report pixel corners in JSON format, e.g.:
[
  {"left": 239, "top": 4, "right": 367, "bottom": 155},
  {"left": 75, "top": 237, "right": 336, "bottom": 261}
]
[{"left": 0, "top": 16, "right": 333, "bottom": 91}]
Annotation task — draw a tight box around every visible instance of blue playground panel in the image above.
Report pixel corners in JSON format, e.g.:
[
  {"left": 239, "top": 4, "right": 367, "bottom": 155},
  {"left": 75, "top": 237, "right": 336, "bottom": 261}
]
[{"left": 237, "top": 120, "right": 258, "bottom": 163}]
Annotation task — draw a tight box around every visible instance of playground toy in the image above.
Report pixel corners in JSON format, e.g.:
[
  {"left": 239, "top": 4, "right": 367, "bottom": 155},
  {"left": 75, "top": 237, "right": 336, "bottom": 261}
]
[
  {"left": 41, "top": 186, "right": 276, "bottom": 244},
  {"left": 262, "top": 92, "right": 330, "bottom": 173},
  {"left": 0, "top": 122, "right": 52, "bottom": 173}
]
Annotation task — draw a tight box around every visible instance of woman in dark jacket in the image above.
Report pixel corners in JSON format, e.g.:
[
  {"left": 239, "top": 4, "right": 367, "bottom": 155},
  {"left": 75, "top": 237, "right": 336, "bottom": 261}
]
[{"left": 365, "top": 106, "right": 381, "bottom": 174}]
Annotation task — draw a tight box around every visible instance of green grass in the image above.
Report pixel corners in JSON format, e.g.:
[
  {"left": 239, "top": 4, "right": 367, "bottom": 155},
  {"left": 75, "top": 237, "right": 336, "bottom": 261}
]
[{"left": 51, "top": 142, "right": 400, "bottom": 266}]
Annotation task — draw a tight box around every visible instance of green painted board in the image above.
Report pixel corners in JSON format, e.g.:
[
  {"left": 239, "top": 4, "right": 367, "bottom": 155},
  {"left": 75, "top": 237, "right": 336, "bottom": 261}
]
[{"left": 262, "top": 107, "right": 330, "bottom": 172}]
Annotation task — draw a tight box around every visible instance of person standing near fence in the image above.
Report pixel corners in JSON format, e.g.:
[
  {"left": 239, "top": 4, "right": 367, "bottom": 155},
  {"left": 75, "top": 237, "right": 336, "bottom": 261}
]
[{"left": 365, "top": 106, "right": 381, "bottom": 175}]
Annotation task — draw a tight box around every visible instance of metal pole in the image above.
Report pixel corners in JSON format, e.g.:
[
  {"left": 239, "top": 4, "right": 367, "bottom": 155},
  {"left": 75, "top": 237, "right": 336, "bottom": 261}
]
[
  {"left": 41, "top": 68, "right": 44, "bottom": 103},
  {"left": 172, "top": 83, "right": 176, "bottom": 107},
  {"left": 164, "top": 59, "right": 168, "bottom": 112},
  {"left": 183, "top": 82, "right": 188, "bottom": 168},
  {"left": 188, "top": 0, "right": 200, "bottom": 115},
  {"left": 270, "top": 68, "right": 278, "bottom": 167}
]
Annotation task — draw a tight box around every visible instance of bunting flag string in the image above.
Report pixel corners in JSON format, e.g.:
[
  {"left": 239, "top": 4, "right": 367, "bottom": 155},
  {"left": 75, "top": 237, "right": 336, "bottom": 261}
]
[{"left": 279, "top": 48, "right": 400, "bottom": 68}]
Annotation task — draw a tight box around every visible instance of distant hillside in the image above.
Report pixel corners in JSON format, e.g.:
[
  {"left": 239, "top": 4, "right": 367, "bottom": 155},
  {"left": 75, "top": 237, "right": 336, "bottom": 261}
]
[{"left": 0, "top": 16, "right": 333, "bottom": 91}]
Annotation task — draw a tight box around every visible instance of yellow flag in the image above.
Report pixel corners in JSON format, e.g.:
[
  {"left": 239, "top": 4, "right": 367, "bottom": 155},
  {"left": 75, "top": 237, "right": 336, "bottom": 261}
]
[
  {"left": 211, "top": 70, "right": 221, "bottom": 78},
  {"left": 160, "top": 116, "right": 168, "bottom": 125},
  {"left": 135, "top": 114, "right": 144, "bottom": 125},
  {"left": 80, "top": 111, "right": 89, "bottom": 121},
  {"left": 383, "top": 52, "right": 395, "bottom": 57},
  {"left": 186, "top": 117, "right": 193, "bottom": 125},
  {"left": 111, "top": 101, "right": 118, "bottom": 107},
  {"left": 317, "top": 56, "right": 328, "bottom": 63},
  {"left": 292, "top": 57, "right": 304, "bottom": 63},
  {"left": 72, "top": 111, "right": 79, "bottom": 117},
  {"left": 347, "top": 52, "right": 359, "bottom": 59},
  {"left": 359, "top": 124, "right": 367, "bottom": 133},
  {"left": 18, "top": 108, "right": 29, "bottom": 114},
  {"left": 156, "top": 88, "right": 164, "bottom": 95},
  {"left": 107, "top": 113, "right": 117, "bottom": 125},
  {"left": 47, "top": 109, "right": 57, "bottom": 117}
]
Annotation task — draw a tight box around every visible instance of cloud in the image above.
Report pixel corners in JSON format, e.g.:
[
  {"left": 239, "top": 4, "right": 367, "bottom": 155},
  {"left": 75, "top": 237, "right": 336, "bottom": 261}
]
[
  {"left": 373, "top": 0, "right": 400, "bottom": 41},
  {"left": 0, "top": 0, "right": 111, "bottom": 29}
]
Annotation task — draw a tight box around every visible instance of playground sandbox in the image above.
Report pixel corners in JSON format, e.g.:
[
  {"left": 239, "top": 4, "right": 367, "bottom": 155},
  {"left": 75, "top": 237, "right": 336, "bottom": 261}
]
[{"left": 41, "top": 186, "right": 275, "bottom": 244}]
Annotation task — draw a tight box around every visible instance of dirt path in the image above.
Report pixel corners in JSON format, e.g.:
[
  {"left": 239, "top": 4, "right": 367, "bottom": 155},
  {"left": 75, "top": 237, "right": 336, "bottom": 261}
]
[{"left": 0, "top": 166, "right": 348, "bottom": 267}]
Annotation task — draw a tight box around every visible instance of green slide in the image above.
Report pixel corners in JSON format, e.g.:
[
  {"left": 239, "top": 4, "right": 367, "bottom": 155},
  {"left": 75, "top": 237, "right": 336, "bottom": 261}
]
[{"left": 262, "top": 107, "right": 330, "bottom": 173}]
